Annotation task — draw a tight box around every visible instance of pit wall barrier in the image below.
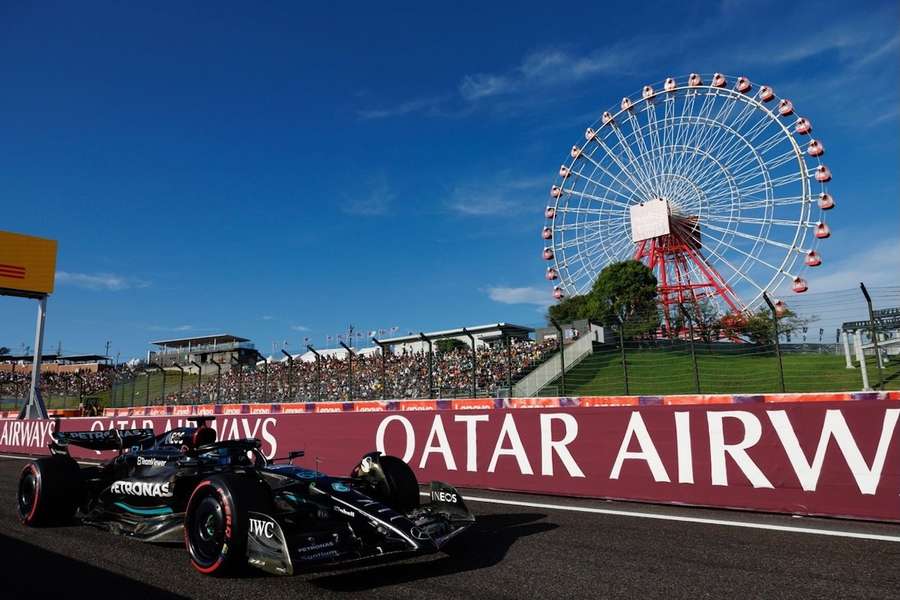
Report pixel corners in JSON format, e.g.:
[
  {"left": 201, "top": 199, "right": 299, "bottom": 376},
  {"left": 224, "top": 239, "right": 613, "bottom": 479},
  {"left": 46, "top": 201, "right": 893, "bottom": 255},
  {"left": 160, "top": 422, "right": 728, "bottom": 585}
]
[{"left": 2, "top": 390, "right": 899, "bottom": 523}]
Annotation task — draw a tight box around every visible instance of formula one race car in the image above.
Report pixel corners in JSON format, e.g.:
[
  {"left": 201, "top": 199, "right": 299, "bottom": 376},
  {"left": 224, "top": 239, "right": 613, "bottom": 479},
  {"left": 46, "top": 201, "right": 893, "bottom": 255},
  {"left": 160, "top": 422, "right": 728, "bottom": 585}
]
[{"left": 16, "top": 417, "right": 474, "bottom": 576}]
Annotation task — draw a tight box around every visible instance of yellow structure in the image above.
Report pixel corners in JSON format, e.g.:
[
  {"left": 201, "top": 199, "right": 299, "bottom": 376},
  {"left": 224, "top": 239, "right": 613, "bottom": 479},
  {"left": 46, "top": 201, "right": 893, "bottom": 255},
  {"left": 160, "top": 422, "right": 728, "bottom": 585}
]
[{"left": 0, "top": 230, "right": 57, "bottom": 297}]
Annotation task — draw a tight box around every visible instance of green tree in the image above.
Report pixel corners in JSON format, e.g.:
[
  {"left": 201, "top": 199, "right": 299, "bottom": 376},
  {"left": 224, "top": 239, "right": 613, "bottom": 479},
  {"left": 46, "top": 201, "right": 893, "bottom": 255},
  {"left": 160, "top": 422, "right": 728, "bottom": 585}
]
[
  {"left": 585, "top": 260, "right": 659, "bottom": 338},
  {"left": 546, "top": 294, "right": 590, "bottom": 324},
  {"left": 725, "top": 307, "right": 813, "bottom": 345}
]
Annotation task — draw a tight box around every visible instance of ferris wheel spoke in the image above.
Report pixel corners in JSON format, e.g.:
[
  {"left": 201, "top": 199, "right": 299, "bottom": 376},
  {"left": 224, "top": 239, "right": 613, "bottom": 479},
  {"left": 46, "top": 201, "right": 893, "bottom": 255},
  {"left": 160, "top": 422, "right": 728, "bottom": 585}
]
[
  {"left": 556, "top": 230, "right": 604, "bottom": 250},
  {"left": 567, "top": 164, "right": 640, "bottom": 204},
  {"left": 556, "top": 206, "right": 623, "bottom": 217},
  {"left": 701, "top": 221, "right": 794, "bottom": 251},
  {"left": 738, "top": 173, "right": 803, "bottom": 198},
  {"left": 605, "top": 124, "right": 656, "bottom": 195},
  {"left": 559, "top": 185, "right": 632, "bottom": 210},
  {"left": 578, "top": 145, "right": 650, "bottom": 200},
  {"left": 679, "top": 229, "right": 769, "bottom": 295},
  {"left": 733, "top": 195, "right": 809, "bottom": 210}
]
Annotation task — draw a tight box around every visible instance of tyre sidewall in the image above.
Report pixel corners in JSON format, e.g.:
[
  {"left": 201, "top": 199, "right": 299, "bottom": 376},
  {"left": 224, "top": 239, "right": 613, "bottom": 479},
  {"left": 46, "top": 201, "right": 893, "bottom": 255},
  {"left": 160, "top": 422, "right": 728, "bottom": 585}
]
[{"left": 184, "top": 474, "right": 267, "bottom": 576}]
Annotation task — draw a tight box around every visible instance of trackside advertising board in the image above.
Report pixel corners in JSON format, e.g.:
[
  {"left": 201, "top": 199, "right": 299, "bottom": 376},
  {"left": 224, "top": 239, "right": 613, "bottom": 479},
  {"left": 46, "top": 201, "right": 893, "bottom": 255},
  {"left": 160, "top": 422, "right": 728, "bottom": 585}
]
[{"left": 2, "top": 399, "right": 899, "bottom": 522}]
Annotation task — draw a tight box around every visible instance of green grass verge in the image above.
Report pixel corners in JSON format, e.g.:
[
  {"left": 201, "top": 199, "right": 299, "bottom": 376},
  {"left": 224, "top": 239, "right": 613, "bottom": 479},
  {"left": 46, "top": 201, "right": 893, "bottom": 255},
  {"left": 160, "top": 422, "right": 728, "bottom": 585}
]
[{"left": 539, "top": 350, "right": 900, "bottom": 396}]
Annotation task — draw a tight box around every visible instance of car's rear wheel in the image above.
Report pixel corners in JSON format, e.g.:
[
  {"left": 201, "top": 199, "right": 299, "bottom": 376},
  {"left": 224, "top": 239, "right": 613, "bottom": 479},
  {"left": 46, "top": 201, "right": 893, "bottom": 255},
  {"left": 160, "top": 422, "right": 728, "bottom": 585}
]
[
  {"left": 17, "top": 456, "right": 81, "bottom": 526},
  {"left": 184, "top": 474, "right": 269, "bottom": 576}
]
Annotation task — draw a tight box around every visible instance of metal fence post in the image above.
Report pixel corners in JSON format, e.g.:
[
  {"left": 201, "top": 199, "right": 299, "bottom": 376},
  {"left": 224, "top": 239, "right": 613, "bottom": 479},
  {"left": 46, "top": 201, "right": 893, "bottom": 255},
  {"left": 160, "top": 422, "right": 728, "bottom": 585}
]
[
  {"left": 505, "top": 334, "right": 513, "bottom": 396},
  {"left": 679, "top": 304, "right": 701, "bottom": 393},
  {"left": 149, "top": 363, "right": 165, "bottom": 404},
  {"left": 230, "top": 356, "right": 243, "bottom": 402},
  {"left": 173, "top": 363, "right": 185, "bottom": 403},
  {"left": 549, "top": 319, "right": 566, "bottom": 396},
  {"left": 462, "top": 328, "right": 477, "bottom": 398},
  {"left": 853, "top": 330, "right": 871, "bottom": 390},
  {"left": 280, "top": 350, "right": 294, "bottom": 401},
  {"left": 372, "top": 338, "right": 387, "bottom": 401},
  {"left": 190, "top": 361, "right": 203, "bottom": 403},
  {"left": 616, "top": 320, "right": 629, "bottom": 396},
  {"left": 419, "top": 333, "right": 433, "bottom": 399},
  {"left": 763, "top": 293, "right": 786, "bottom": 393},
  {"left": 307, "top": 345, "right": 321, "bottom": 401},
  {"left": 209, "top": 358, "right": 222, "bottom": 403},
  {"left": 340, "top": 342, "right": 354, "bottom": 402},
  {"left": 860, "top": 282, "right": 884, "bottom": 389}
]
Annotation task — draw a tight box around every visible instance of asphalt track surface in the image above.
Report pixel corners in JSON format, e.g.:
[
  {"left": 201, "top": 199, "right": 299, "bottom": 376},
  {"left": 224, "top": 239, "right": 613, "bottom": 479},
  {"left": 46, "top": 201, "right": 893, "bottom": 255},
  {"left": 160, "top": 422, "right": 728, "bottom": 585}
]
[{"left": 2, "top": 457, "right": 899, "bottom": 599}]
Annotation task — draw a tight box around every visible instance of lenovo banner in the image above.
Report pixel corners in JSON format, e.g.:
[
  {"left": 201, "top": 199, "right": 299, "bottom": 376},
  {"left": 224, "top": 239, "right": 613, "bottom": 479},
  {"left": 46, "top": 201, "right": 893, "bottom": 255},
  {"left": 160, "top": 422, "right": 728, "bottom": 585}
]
[{"left": 1, "top": 400, "right": 898, "bottom": 521}]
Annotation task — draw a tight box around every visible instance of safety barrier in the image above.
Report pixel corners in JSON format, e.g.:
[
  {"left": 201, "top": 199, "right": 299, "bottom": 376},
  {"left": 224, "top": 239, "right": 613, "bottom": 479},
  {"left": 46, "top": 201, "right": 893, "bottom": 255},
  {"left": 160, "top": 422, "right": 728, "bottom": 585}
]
[{"left": 1, "top": 391, "right": 899, "bottom": 522}]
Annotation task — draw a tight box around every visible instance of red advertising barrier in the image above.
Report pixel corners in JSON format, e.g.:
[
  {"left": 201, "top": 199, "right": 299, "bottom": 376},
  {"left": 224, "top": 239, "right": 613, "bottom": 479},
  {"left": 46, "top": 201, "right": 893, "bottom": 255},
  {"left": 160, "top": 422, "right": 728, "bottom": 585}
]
[{"left": 1, "top": 397, "right": 899, "bottom": 522}]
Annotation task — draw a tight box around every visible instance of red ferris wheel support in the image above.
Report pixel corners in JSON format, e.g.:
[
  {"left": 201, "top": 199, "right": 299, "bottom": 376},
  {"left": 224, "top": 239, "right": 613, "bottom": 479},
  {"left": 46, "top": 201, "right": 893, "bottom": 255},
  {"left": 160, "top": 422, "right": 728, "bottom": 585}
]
[{"left": 633, "top": 217, "right": 744, "bottom": 334}]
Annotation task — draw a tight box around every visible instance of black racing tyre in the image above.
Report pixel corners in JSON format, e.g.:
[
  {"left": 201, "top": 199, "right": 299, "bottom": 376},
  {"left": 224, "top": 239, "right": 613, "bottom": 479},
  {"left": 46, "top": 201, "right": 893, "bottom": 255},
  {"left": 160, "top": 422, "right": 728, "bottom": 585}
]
[
  {"left": 377, "top": 455, "right": 420, "bottom": 513},
  {"left": 17, "top": 456, "right": 82, "bottom": 526},
  {"left": 183, "top": 474, "right": 270, "bottom": 576}
]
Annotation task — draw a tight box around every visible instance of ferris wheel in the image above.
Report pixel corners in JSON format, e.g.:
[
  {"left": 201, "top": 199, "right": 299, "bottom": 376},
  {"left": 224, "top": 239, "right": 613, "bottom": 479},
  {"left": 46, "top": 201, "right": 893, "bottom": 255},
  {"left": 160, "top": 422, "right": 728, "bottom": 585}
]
[{"left": 542, "top": 72, "right": 834, "bottom": 329}]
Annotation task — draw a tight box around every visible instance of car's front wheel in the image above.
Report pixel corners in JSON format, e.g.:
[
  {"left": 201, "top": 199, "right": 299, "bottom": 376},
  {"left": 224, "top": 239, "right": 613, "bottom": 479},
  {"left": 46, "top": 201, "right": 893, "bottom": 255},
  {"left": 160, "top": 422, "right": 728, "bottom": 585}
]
[{"left": 183, "top": 474, "right": 268, "bottom": 576}]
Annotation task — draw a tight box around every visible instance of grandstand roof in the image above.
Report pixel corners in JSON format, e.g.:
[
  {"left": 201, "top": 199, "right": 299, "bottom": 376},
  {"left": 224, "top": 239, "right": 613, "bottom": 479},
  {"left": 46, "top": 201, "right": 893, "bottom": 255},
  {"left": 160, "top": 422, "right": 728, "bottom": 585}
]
[
  {"left": 150, "top": 334, "right": 249, "bottom": 348},
  {"left": 378, "top": 323, "right": 533, "bottom": 345}
]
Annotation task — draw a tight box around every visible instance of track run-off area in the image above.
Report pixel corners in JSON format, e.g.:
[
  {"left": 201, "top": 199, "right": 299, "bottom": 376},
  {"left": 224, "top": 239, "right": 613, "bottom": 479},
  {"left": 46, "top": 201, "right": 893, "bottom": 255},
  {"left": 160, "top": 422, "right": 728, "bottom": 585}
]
[{"left": 1, "top": 457, "right": 899, "bottom": 599}]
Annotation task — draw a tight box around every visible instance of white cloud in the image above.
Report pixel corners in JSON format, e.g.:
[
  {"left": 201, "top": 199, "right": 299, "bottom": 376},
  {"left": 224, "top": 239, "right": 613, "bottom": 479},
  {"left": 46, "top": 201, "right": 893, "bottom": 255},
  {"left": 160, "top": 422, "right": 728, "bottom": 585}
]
[
  {"left": 487, "top": 285, "right": 552, "bottom": 307},
  {"left": 805, "top": 237, "right": 900, "bottom": 293},
  {"left": 57, "top": 271, "right": 150, "bottom": 291},
  {"left": 356, "top": 96, "right": 447, "bottom": 120},
  {"left": 447, "top": 172, "right": 546, "bottom": 217},
  {"left": 147, "top": 324, "right": 195, "bottom": 332},
  {"left": 290, "top": 325, "right": 310, "bottom": 332},
  {"left": 261, "top": 315, "right": 274, "bottom": 321},
  {"left": 341, "top": 174, "right": 394, "bottom": 216}
]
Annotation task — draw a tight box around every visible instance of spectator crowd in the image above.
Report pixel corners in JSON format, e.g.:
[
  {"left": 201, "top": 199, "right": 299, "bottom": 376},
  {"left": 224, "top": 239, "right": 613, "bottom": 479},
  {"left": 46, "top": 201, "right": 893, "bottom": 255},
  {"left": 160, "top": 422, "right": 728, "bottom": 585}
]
[{"left": 2, "top": 338, "right": 560, "bottom": 406}]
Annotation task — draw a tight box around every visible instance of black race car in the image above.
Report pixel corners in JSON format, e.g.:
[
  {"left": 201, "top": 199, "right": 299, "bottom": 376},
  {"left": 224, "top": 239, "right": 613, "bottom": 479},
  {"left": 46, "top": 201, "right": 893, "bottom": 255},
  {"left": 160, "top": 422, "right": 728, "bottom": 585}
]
[{"left": 16, "top": 416, "right": 474, "bottom": 576}]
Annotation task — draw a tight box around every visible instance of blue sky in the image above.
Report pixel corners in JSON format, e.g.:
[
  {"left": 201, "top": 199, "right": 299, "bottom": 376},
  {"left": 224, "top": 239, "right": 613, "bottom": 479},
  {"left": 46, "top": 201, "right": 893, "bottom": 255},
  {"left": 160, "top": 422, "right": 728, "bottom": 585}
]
[{"left": 1, "top": 0, "right": 898, "bottom": 360}]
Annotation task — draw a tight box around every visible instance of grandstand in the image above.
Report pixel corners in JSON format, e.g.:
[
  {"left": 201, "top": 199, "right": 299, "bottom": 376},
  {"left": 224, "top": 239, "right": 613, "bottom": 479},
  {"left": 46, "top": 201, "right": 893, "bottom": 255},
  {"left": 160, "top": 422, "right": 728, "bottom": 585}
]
[{"left": 148, "top": 334, "right": 258, "bottom": 373}]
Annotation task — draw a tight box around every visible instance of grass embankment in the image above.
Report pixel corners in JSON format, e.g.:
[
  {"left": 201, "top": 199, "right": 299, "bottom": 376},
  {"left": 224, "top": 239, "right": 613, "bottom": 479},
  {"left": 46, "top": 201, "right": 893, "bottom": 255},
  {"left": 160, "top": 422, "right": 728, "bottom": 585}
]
[{"left": 539, "top": 348, "right": 899, "bottom": 396}]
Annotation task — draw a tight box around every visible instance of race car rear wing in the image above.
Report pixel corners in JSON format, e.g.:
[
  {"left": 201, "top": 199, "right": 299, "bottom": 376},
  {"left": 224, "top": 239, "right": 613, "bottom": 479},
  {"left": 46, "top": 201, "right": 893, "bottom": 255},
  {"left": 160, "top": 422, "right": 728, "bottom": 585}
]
[{"left": 50, "top": 427, "right": 155, "bottom": 454}]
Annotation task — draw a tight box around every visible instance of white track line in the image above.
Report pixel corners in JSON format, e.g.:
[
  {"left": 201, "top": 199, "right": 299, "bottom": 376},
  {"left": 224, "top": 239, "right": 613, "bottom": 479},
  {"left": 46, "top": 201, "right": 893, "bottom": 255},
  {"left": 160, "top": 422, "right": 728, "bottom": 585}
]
[{"left": 420, "top": 492, "right": 900, "bottom": 543}]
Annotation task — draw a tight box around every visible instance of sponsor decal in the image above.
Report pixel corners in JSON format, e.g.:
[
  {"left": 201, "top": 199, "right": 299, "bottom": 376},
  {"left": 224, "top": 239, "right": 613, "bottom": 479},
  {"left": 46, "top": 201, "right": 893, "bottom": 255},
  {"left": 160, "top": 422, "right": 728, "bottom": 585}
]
[
  {"left": 333, "top": 506, "right": 355, "bottom": 518},
  {"left": 137, "top": 456, "right": 168, "bottom": 468},
  {"left": 431, "top": 490, "right": 459, "bottom": 504},
  {"left": 296, "top": 540, "right": 337, "bottom": 553},
  {"left": 297, "top": 549, "right": 340, "bottom": 561},
  {"left": 110, "top": 480, "right": 173, "bottom": 498},
  {"left": 249, "top": 518, "right": 275, "bottom": 539},
  {"left": 331, "top": 482, "right": 350, "bottom": 492}
]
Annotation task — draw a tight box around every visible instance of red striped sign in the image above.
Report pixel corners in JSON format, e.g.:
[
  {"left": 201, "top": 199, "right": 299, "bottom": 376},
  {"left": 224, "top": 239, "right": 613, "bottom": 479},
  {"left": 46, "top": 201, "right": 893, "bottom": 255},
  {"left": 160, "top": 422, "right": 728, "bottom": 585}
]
[{"left": 0, "top": 263, "right": 26, "bottom": 279}]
